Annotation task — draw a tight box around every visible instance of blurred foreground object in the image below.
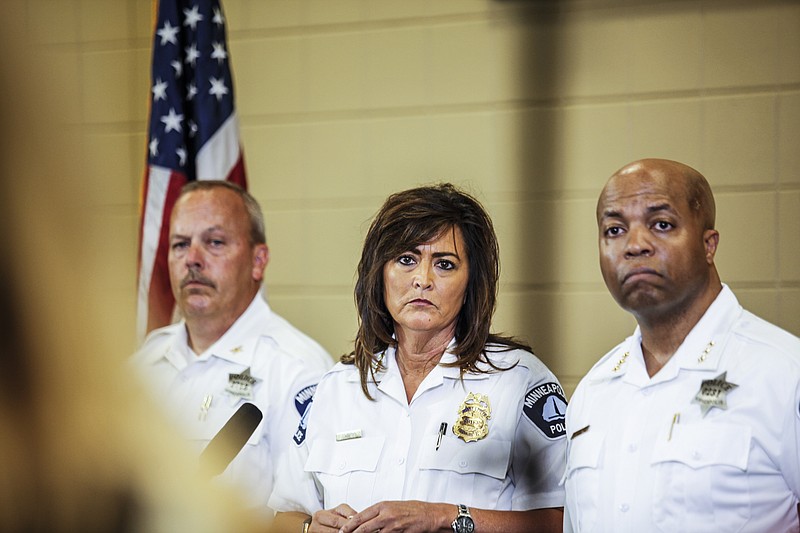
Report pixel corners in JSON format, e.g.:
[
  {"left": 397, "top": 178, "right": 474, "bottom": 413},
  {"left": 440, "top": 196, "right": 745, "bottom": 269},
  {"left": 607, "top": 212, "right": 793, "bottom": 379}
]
[{"left": 0, "top": 4, "right": 265, "bottom": 532}]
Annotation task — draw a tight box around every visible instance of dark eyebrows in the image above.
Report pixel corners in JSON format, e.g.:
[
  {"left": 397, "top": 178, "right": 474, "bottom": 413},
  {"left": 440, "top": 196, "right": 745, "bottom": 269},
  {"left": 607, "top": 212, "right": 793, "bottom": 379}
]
[
  {"left": 170, "top": 226, "right": 226, "bottom": 241},
  {"left": 646, "top": 203, "right": 673, "bottom": 213},
  {"left": 433, "top": 251, "right": 461, "bottom": 260},
  {"left": 600, "top": 203, "right": 675, "bottom": 221},
  {"left": 404, "top": 247, "right": 461, "bottom": 261},
  {"left": 600, "top": 208, "right": 622, "bottom": 221}
]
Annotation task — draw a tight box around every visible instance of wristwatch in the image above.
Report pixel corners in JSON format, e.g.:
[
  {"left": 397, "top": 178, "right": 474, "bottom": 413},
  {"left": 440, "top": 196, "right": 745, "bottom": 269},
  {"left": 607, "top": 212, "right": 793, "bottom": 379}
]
[
  {"left": 301, "top": 517, "right": 312, "bottom": 533},
  {"left": 451, "top": 504, "right": 475, "bottom": 533}
]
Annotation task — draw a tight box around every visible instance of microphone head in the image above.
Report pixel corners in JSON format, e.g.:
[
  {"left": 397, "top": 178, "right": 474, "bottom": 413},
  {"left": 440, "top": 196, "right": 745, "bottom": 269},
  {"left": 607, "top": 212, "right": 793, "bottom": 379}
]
[{"left": 199, "top": 402, "right": 263, "bottom": 477}]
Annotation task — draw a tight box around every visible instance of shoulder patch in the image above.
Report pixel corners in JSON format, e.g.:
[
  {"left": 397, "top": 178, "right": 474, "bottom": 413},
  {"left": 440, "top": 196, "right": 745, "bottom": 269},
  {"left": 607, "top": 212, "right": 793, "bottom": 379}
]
[
  {"left": 523, "top": 382, "right": 567, "bottom": 439},
  {"left": 292, "top": 384, "right": 317, "bottom": 446}
]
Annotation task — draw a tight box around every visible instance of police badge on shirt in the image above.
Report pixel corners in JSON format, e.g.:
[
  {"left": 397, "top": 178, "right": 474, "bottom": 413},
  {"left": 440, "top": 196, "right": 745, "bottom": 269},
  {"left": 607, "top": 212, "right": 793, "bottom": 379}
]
[{"left": 523, "top": 382, "right": 568, "bottom": 439}]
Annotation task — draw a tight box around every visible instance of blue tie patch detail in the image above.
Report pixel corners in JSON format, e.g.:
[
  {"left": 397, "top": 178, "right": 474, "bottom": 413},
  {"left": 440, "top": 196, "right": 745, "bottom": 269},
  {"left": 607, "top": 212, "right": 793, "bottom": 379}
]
[
  {"left": 292, "top": 384, "right": 317, "bottom": 446},
  {"left": 523, "top": 382, "right": 567, "bottom": 439}
]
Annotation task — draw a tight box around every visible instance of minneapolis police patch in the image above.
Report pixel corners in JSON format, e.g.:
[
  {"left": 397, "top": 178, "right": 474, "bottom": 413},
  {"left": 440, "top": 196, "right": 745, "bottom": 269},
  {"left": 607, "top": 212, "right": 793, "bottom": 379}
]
[
  {"left": 292, "top": 384, "right": 317, "bottom": 446},
  {"left": 523, "top": 382, "right": 567, "bottom": 439}
]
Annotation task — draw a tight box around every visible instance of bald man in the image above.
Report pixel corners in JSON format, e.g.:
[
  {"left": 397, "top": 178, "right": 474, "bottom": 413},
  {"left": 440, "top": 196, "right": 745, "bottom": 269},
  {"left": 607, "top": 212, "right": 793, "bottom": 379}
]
[{"left": 563, "top": 159, "right": 800, "bottom": 532}]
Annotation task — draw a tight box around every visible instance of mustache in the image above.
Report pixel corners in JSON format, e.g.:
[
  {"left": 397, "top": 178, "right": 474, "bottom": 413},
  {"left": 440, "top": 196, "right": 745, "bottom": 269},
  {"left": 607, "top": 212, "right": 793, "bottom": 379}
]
[{"left": 180, "top": 269, "right": 216, "bottom": 290}]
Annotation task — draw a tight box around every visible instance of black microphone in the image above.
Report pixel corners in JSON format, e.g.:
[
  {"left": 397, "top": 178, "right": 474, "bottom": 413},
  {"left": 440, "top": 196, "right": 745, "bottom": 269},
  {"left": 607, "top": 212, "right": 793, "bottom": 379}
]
[{"left": 199, "top": 402, "right": 263, "bottom": 477}]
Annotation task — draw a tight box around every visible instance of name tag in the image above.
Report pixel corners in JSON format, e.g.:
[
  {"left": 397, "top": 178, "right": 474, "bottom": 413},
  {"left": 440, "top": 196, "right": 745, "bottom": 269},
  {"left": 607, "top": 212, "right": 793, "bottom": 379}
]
[{"left": 335, "top": 429, "right": 362, "bottom": 442}]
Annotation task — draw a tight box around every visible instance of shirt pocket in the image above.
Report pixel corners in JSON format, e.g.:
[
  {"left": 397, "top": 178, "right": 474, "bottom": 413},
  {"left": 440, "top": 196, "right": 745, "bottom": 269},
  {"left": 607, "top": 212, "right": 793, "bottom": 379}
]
[
  {"left": 563, "top": 431, "right": 604, "bottom": 533},
  {"left": 417, "top": 434, "right": 511, "bottom": 506},
  {"left": 305, "top": 436, "right": 384, "bottom": 511},
  {"left": 650, "top": 422, "right": 752, "bottom": 533},
  {"left": 187, "top": 405, "right": 266, "bottom": 449}
]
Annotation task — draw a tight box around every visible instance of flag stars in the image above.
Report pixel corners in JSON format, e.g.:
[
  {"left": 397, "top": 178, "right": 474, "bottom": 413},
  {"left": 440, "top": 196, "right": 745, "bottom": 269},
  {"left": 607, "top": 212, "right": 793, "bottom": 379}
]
[
  {"left": 160, "top": 107, "right": 184, "bottom": 133},
  {"left": 209, "top": 77, "right": 229, "bottom": 101},
  {"left": 149, "top": 138, "right": 159, "bottom": 157},
  {"left": 212, "top": 7, "right": 224, "bottom": 26},
  {"left": 183, "top": 5, "right": 204, "bottom": 30},
  {"left": 176, "top": 146, "right": 187, "bottom": 167},
  {"left": 151, "top": 78, "right": 168, "bottom": 101},
  {"left": 156, "top": 20, "right": 179, "bottom": 46},
  {"left": 170, "top": 60, "right": 183, "bottom": 77},
  {"left": 211, "top": 42, "right": 227, "bottom": 64},
  {"left": 188, "top": 120, "right": 198, "bottom": 137},
  {"left": 185, "top": 43, "right": 200, "bottom": 66},
  {"left": 187, "top": 82, "right": 198, "bottom": 100}
]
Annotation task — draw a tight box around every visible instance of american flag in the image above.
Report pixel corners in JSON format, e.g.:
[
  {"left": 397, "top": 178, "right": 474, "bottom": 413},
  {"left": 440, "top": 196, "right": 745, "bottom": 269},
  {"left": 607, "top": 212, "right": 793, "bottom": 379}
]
[{"left": 138, "top": 0, "right": 246, "bottom": 339}]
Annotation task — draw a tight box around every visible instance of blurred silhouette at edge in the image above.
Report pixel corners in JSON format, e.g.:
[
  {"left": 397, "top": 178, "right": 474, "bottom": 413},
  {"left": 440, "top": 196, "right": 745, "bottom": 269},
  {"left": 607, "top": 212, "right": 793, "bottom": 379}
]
[{"left": 0, "top": 5, "right": 265, "bottom": 532}]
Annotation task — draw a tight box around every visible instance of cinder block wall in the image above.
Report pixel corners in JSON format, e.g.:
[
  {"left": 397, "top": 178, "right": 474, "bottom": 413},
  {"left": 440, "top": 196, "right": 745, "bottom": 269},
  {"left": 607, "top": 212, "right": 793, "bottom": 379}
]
[{"left": 16, "top": 0, "right": 800, "bottom": 395}]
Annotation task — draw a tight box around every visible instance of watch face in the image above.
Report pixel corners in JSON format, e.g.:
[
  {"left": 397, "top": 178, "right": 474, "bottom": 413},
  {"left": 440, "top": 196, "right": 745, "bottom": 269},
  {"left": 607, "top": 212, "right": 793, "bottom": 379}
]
[{"left": 455, "top": 516, "right": 475, "bottom": 533}]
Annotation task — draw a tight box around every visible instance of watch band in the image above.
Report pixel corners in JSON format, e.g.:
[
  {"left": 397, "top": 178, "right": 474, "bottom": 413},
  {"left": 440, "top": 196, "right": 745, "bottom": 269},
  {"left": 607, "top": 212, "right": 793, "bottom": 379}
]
[
  {"left": 301, "top": 517, "right": 312, "bottom": 533},
  {"left": 451, "top": 504, "right": 475, "bottom": 533}
]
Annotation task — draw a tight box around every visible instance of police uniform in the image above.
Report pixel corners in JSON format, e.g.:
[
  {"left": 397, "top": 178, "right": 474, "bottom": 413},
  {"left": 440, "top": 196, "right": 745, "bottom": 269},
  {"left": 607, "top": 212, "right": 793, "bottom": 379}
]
[
  {"left": 132, "top": 294, "right": 332, "bottom": 512},
  {"left": 269, "top": 342, "right": 567, "bottom": 515},
  {"left": 564, "top": 285, "right": 800, "bottom": 532}
]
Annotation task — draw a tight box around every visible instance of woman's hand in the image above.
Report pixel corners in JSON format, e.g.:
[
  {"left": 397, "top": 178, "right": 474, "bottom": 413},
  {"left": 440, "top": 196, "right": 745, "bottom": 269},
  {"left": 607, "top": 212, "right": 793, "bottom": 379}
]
[
  {"left": 310, "top": 504, "right": 358, "bottom": 532},
  {"left": 338, "top": 500, "right": 450, "bottom": 533}
]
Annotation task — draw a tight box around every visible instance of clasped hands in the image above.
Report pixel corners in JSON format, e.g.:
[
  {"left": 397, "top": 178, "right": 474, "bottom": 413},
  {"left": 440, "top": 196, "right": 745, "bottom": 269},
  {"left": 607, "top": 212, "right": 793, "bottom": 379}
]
[{"left": 309, "top": 500, "right": 451, "bottom": 533}]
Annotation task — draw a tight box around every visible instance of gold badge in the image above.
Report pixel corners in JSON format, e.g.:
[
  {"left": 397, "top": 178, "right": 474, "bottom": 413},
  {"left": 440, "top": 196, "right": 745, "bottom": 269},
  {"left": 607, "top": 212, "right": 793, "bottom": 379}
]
[{"left": 453, "top": 392, "right": 491, "bottom": 442}]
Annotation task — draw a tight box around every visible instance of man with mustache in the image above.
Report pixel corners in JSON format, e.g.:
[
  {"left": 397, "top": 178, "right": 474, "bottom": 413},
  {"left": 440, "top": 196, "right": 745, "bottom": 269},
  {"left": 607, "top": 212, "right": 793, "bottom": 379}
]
[
  {"left": 133, "top": 180, "right": 331, "bottom": 515},
  {"left": 563, "top": 159, "right": 800, "bottom": 532}
]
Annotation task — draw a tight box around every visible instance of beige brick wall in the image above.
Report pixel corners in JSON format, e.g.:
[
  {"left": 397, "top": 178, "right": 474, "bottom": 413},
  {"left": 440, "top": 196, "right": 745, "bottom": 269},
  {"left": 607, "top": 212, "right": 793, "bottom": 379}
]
[{"left": 14, "top": 0, "right": 800, "bottom": 396}]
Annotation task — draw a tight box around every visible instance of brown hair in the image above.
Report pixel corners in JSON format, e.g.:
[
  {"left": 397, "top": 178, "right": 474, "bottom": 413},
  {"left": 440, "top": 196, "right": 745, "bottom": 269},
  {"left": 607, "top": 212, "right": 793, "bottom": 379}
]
[{"left": 343, "top": 183, "right": 531, "bottom": 398}]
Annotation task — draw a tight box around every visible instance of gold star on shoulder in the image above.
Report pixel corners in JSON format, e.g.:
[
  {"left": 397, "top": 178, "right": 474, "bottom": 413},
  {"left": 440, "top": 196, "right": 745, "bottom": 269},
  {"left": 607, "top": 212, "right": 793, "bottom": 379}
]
[{"left": 692, "top": 371, "right": 738, "bottom": 417}]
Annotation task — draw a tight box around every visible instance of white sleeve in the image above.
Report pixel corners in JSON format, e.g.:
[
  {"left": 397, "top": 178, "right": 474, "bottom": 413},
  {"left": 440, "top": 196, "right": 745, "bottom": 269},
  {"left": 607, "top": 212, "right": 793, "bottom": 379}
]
[
  {"left": 509, "top": 364, "right": 567, "bottom": 510},
  {"left": 563, "top": 502, "right": 576, "bottom": 533},
  {"left": 268, "top": 404, "right": 324, "bottom": 514}
]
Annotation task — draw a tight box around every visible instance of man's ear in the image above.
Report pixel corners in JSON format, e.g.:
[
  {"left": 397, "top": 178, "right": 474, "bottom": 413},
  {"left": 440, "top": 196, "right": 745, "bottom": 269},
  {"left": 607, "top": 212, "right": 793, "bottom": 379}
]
[
  {"left": 703, "top": 229, "right": 719, "bottom": 265},
  {"left": 252, "top": 244, "right": 269, "bottom": 281}
]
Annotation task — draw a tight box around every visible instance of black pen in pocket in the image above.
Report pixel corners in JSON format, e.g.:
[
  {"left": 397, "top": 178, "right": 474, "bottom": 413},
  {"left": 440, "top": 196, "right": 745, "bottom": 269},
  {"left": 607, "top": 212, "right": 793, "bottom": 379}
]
[{"left": 436, "top": 422, "right": 447, "bottom": 450}]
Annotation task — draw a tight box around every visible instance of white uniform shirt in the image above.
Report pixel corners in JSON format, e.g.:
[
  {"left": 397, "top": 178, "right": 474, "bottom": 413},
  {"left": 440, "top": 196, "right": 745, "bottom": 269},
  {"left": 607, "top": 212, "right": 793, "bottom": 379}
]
[
  {"left": 132, "top": 293, "right": 332, "bottom": 511},
  {"left": 564, "top": 285, "right": 800, "bottom": 533},
  {"left": 270, "top": 342, "right": 567, "bottom": 514}
]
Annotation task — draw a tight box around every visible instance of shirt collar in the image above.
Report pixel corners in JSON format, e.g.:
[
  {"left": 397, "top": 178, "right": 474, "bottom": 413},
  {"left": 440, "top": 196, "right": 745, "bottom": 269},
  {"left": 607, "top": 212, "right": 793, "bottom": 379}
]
[
  {"left": 350, "top": 339, "right": 491, "bottom": 384},
  {"left": 590, "top": 284, "right": 742, "bottom": 385},
  {"left": 162, "top": 293, "right": 265, "bottom": 369}
]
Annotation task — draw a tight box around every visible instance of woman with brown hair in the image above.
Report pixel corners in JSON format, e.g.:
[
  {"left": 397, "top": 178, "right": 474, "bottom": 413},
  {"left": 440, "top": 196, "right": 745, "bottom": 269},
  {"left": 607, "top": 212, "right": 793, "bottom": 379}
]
[{"left": 271, "top": 183, "right": 566, "bottom": 533}]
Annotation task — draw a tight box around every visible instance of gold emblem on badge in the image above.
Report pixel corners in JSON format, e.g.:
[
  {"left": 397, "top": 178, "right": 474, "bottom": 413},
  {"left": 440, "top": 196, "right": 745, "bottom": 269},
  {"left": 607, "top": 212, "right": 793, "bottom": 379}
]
[{"left": 453, "top": 392, "right": 491, "bottom": 442}]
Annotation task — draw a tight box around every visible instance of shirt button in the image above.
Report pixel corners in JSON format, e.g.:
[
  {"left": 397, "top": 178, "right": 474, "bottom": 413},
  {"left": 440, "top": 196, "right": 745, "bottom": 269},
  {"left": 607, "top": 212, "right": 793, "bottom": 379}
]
[
  {"left": 337, "top": 461, "right": 346, "bottom": 470},
  {"left": 397, "top": 457, "right": 405, "bottom": 465},
  {"left": 641, "top": 388, "right": 652, "bottom": 396},
  {"left": 692, "top": 451, "right": 702, "bottom": 460},
  {"left": 458, "top": 460, "right": 468, "bottom": 468},
  {"left": 627, "top": 443, "right": 637, "bottom": 453},
  {"left": 619, "top": 503, "right": 630, "bottom": 513}
]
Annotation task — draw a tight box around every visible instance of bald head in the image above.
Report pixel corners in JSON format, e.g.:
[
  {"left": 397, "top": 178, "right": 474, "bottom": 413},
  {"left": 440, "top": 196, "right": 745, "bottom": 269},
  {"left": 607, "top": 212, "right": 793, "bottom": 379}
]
[
  {"left": 596, "top": 158, "right": 722, "bottom": 329},
  {"left": 598, "top": 159, "right": 716, "bottom": 231}
]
